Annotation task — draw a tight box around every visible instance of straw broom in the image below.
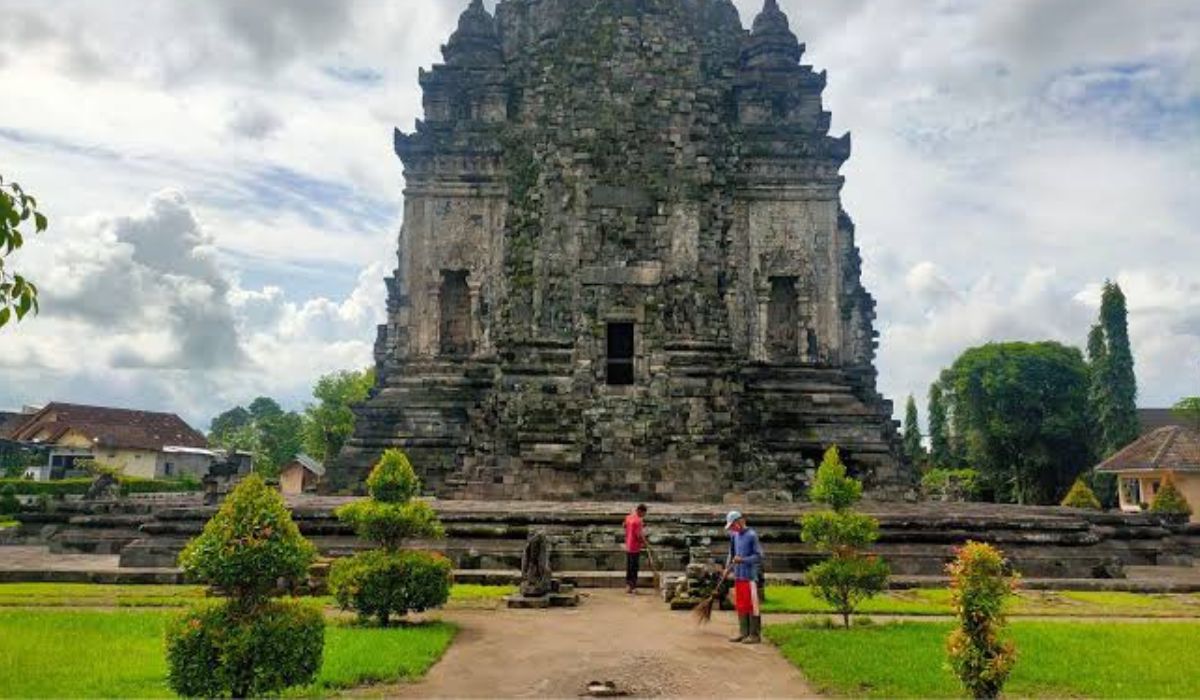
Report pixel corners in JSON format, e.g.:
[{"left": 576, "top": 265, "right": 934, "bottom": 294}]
[
  {"left": 644, "top": 543, "right": 664, "bottom": 591},
  {"left": 692, "top": 564, "right": 733, "bottom": 624}
]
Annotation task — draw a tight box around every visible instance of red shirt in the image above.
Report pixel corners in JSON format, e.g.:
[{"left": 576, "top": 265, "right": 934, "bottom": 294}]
[{"left": 624, "top": 513, "right": 644, "bottom": 553}]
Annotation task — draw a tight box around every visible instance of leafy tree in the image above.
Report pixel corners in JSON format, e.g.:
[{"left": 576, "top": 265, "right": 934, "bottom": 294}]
[
  {"left": 921, "top": 468, "right": 981, "bottom": 502},
  {"left": 928, "top": 383, "right": 952, "bottom": 470},
  {"left": 168, "top": 475, "right": 323, "bottom": 697},
  {"left": 800, "top": 446, "right": 889, "bottom": 628},
  {"left": 946, "top": 542, "right": 1018, "bottom": 700},
  {"left": 938, "top": 342, "right": 1093, "bottom": 505},
  {"left": 902, "top": 395, "right": 925, "bottom": 469},
  {"left": 209, "top": 406, "right": 251, "bottom": 443},
  {"left": 1091, "top": 282, "right": 1140, "bottom": 456},
  {"left": 207, "top": 398, "right": 303, "bottom": 476},
  {"left": 0, "top": 175, "right": 48, "bottom": 328},
  {"left": 302, "top": 368, "right": 375, "bottom": 463},
  {"left": 330, "top": 449, "right": 451, "bottom": 625},
  {"left": 1172, "top": 397, "right": 1200, "bottom": 431},
  {"left": 1060, "top": 478, "right": 1102, "bottom": 510}
]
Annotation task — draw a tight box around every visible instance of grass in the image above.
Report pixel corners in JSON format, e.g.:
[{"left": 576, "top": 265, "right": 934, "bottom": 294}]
[
  {"left": 762, "top": 585, "right": 1200, "bottom": 618},
  {"left": 0, "top": 518, "right": 16, "bottom": 529},
  {"left": 0, "top": 609, "right": 456, "bottom": 698},
  {"left": 767, "top": 619, "right": 1200, "bottom": 698},
  {"left": 0, "top": 583, "right": 515, "bottom": 609}
]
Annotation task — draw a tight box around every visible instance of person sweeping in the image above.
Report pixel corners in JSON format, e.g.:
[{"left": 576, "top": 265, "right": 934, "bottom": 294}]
[
  {"left": 623, "top": 504, "right": 648, "bottom": 594},
  {"left": 724, "top": 510, "right": 764, "bottom": 644}
]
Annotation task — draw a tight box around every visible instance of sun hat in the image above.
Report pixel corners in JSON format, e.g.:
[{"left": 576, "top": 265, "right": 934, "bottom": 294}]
[{"left": 724, "top": 510, "right": 743, "bottom": 530}]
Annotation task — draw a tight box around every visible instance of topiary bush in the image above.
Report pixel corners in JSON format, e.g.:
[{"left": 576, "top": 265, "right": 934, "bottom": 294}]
[
  {"left": 167, "top": 474, "right": 323, "bottom": 697},
  {"left": 366, "top": 448, "right": 421, "bottom": 504},
  {"left": 1150, "top": 474, "right": 1193, "bottom": 517},
  {"left": 800, "top": 446, "right": 890, "bottom": 628},
  {"left": 178, "top": 473, "right": 317, "bottom": 604},
  {"left": 329, "top": 549, "right": 453, "bottom": 626},
  {"left": 331, "top": 449, "right": 453, "bottom": 626},
  {"left": 947, "top": 541, "right": 1018, "bottom": 700},
  {"left": 1060, "top": 478, "right": 1102, "bottom": 510},
  {"left": 165, "top": 600, "right": 324, "bottom": 698},
  {"left": 0, "top": 484, "right": 18, "bottom": 516}
]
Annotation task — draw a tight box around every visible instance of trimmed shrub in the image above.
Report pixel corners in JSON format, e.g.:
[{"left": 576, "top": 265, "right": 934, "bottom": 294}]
[
  {"left": 1150, "top": 474, "right": 1193, "bottom": 517},
  {"left": 335, "top": 500, "right": 444, "bottom": 551},
  {"left": 0, "top": 477, "right": 201, "bottom": 497},
  {"left": 1060, "top": 478, "right": 1102, "bottom": 510},
  {"left": 329, "top": 549, "right": 453, "bottom": 625},
  {"left": 0, "top": 485, "right": 18, "bottom": 515},
  {"left": 165, "top": 599, "right": 324, "bottom": 698},
  {"left": 947, "top": 542, "right": 1019, "bottom": 700},
  {"left": 331, "top": 450, "right": 453, "bottom": 626},
  {"left": 366, "top": 449, "right": 421, "bottom": 504},
  {"left": 921, "top": 468, "right": 981, "bottom": 502},
  {"left": 178, "top": 473, "right": 316, "bottom": 603},
  {"left": 800, "top": 446, "right": 890, "bottom": 628},
  {"left": 168, "top": 474, "right": 323, "bottom": 697}
]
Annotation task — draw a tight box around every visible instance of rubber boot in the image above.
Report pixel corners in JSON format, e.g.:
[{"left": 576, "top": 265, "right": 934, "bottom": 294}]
[
  {"left": 742, "top": 616, "right": 762, "bottom": 644},
  {"left": 729, "top": 615, "right": 749, "bottom": 643}
]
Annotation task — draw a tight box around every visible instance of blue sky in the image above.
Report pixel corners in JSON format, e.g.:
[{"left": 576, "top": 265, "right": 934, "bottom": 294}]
[{"left": 0, "top": 0, "right": 1197, "bottom": 430}]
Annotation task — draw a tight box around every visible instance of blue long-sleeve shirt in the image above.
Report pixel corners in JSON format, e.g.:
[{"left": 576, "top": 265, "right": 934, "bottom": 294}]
[{"left": 727, "top": 527, "right": 764, "bottom": 581}]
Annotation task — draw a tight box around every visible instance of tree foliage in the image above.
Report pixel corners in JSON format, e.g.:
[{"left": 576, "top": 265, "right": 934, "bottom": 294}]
[
  {"left": 1172, "top": 397, "right": 1200, "bottom": 431},
  {"left": 302, "top": 368, "right": 375, "bottom": 463},
  {"left": 938, "top": 342, "right": 1093, "bottom": 505},
  {"left": 1090, "top": 282, "right": 1140, "bottom": 456},
  {"left": 921, "top": 468, "right": 982, "bottom": 503},
  {"left": 0, "top": 175, "right": 48, "bottom": 328},
  {"left": 903, "top": 395, "right": 925, "bottom": 469},
  {"left": 947, "top": 542, "right": 1018, "bottom": 700},
  {"left": 801, "top": 446, "right": 889, "bottom": 628},
  {"left": 928, "top": 383, "right": 952, "bottom": 470},
  {"left": 208, "top": 397, "right": 304, "bottom": 476}
]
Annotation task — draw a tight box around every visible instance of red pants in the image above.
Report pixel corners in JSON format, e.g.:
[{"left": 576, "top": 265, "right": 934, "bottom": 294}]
[{"left": 733, "top": 580, "right": 760, "bottom": 616}]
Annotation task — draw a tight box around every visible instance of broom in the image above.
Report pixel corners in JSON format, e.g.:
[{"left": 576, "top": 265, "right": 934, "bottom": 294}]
[
  {"left": 644, "top": 543, "right": 664, "bottom": 591},
  {"left": 692, "top": 563, "right": 734, "bottom": 624}
]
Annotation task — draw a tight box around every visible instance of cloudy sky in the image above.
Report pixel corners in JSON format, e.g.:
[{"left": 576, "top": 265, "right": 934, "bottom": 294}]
[{"left": 0, "top": 0, "right": 1197, "bottom": 432}]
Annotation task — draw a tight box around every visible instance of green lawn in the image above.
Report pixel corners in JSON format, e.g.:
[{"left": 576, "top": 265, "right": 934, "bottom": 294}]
[
  {"left": 0, "top": 583, "right": 514, "bottom": 609},
  {"left": 762, "top": 585, "right": 1200, "bottom": 618},
  {"left": 767, "top": 620, "right": 1200, "bottom": 698},
  {"left": 0, "top": 609, "right": 456, "bottom": 698}
]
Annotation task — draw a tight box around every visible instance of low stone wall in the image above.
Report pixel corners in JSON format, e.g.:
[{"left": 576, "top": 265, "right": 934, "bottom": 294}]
[{"left": 12, "top": 497, "right": 1195, "bottom": 582}]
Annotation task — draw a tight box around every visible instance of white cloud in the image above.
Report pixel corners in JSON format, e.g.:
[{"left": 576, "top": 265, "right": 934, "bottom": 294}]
[{"left": 0, "top": 0, "right": 1197, "bottom": 432}]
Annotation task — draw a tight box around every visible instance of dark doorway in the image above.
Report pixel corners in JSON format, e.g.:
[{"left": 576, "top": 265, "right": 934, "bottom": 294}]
[
  {"left": 606, "top": 322, "right": 635, "bottom": 386},
  {"left": 440, "top": 270, "right": 471, "bottom": 356},
  {"left": 767, "top": 276, "right": 799, "bottom": 360}
]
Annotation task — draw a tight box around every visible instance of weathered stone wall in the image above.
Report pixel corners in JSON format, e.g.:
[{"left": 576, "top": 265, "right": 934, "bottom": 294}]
[{"left": 328, "top": 0, "right": 910, "bottom": 501}]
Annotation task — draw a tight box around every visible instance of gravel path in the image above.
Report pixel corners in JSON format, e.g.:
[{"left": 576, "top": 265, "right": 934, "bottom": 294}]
[{"left": 377, "top": 589, "right": 815, "bottom": 698}]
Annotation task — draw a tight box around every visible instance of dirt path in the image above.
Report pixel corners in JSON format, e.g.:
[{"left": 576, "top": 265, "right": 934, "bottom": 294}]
[{"left": 380, "top": 589, "right": 815, "bottom": 698}]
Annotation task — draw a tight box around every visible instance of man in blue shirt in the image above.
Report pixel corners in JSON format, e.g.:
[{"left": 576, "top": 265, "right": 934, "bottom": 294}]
[{"left": 725, "top": 510, "right": 764, "bottom": 644}]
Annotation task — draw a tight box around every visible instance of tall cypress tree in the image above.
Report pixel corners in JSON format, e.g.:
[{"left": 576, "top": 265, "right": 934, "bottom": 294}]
[
  {"left": 928, "top": 383, "right": 951, "bottom": 469},
  {"left": 1096, "top": 281, "right": 1139, "bottom": 455},
  {"left": 903, "top": 395, "right": 925, "bottom": 468}
]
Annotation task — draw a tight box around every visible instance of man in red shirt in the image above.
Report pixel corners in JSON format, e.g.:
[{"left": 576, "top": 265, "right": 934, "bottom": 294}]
[{"left": 623, "top": 504, "right": 648, "bottom": 594}]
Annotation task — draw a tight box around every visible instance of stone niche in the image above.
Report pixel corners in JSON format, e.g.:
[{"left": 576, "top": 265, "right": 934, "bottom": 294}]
[{"left": 327, "top": 0, "right": 911, "bottom": 501}]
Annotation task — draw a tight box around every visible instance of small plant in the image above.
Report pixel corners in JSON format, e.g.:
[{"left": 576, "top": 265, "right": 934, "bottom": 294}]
[
  {"left": 1150, "top": 474, "right": 1193, "bottom": 517},
  {"left": 166, "top": 474, "right": 323, "bottom": 697},
  {"left": 801, "top": 446, "right": 890, "bottom": 628},
  {"left": 946, "top": 542, "right": 1018, "bottom": 700},
  {"left": 329, "top": 449, "right": 452, "bottom": 626},
  {"left": 1060, "top": 478, "right": 1102, "bottom": 510},
  {"left": 0, "top": 485, "right": 18, "bottom": 516}
]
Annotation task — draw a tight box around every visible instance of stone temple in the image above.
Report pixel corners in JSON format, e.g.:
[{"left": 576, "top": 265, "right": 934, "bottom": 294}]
[{"left": 326, "top": 0, "right": 912, "bottom": 501}]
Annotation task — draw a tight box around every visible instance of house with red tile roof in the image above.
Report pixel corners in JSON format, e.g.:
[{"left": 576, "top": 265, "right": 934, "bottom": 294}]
[
  {"left": 2, "top": 402, "right": 212, "bottom": 481},
  {"left": 1096, "top": 425, "right": 1200, "bottom": 522}
]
